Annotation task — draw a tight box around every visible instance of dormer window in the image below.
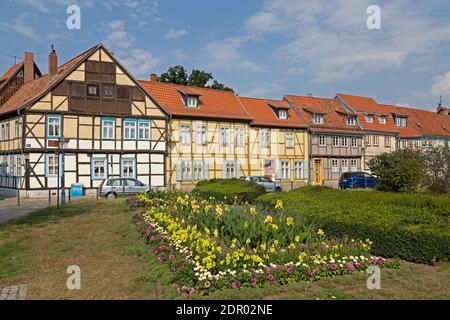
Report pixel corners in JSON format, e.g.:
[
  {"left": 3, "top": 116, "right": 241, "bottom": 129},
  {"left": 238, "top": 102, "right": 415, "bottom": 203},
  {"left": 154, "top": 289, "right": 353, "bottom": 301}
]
[
  {"left": 379, "top": 116, "right": 386, "bottom": 124},
  {"left": 346, "top": 116, "right": 357, "bottom": 125},
  {"left": 395, "top": 116, "right": 407, "bottom": 127},
  {"left": 278, "top": 109, "right": 288, "bottom": 120},
  {"left": 312, "top": 114, "right": 324, "bottom": 124},
  {"left": 365, "top": 115, "right": 373, "bottom": 123},
  {"left": 186, "top": 96, "right": 198, "bottom": 108}
]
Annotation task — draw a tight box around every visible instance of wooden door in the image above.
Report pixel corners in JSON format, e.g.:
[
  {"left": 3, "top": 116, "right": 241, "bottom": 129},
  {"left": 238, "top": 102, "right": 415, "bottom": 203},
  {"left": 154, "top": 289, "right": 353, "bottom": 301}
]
[{"left": 313, "top": 158, "right": 323, "bottom": 185}]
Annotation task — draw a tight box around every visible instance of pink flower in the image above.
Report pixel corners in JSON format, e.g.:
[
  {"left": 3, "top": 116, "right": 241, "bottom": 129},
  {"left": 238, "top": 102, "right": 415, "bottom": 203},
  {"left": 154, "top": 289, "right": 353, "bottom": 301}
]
[
  {"left": 347, "top": 262, "right": 355, "bottom": 272},
  {"left": 329, "top": 263, "right": 337, "bottom": 271},
  {"left": 371, "top": 257, "right": 377, "bottom": 265},
  {"left": 356, "top": 262, "right": 363, "bottom": 269},
  {"left": 152, "top": 248, "right": 159, "bottom": 254},
  {"left": 156, "top": 256, "right": 164, "bottom": 263},
  {"left": 251, "top": 278, "right": 257, "bottom": 286},
  {"left": 169, "top": 254, "right": 175, "bottom": 260},
  {"left": 377, "top": 257, "right": 385, "bottom": 265},
  {"left": 204, "top": 281, "right": 211, "bottom": 289},
  {"left": 307, "top": 271, "right": 315, "bottom": 277},
  {"left": 287, "top": 267, "right": 293, "bottom": 274},
  {"left": 268, "top": 274, "right": 274, "bottom": 282},
  {"left": 231, "top": 281, "right": 237, "bottom": 289}
]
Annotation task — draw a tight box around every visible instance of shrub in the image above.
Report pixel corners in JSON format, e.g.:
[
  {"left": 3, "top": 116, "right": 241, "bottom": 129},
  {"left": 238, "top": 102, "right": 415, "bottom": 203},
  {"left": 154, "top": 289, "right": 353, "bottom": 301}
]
[
  {"left": 421, "top": 145, "right": 450, "bottom": 194},
  {"left": 368, "top": 148, "right": 427, "bottom": 192},
  {"left": 192, "top": 179, "right": 266, "bottom": 204},
  {"left": 257, "top": 187, "right": 450, "bottom": 264}
]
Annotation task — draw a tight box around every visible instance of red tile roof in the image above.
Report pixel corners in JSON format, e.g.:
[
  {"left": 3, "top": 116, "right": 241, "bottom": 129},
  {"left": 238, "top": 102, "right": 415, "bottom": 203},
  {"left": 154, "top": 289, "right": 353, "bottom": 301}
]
[
  {"left": 285, "top": 95, "right": 361, "bottom": 134},
  {"left": 0, "top": 62, "right": 23, "bottom": 82},
  {"left": 337, "top": 93, "right": 399, "bottom": 134},
  {"left": 238, "top": 97, "right": 307, "bottom": 128},
  {"left": 0, "top": 45, "right": 100, "bottom": 116},
  {"left": 139, "top": 80, "right": 253, "bottom": 121},
  {"left": 381, "top": 104, "right": 450, "bottom": 138}
]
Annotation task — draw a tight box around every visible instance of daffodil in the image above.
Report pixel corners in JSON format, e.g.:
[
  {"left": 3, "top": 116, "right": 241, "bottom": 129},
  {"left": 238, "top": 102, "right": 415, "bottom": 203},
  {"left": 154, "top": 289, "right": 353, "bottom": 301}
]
[
  {"left": 317, "top": 229, "right": 325, "bottom": 237},
  {"left": 264, "top": 215, "right": 273, "bottom": 224},
  {"left": 286, "top": 216, "right": 294, "bottom": 226},
  {"left": 275, "top": 200, "right": 284, "bottom": 210}
]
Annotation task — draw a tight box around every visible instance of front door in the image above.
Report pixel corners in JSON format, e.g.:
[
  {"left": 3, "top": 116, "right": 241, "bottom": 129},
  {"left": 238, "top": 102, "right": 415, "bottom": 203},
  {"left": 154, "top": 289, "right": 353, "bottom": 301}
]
[{"left": 313, "top": 159, "right": 324, "bottom": 185}]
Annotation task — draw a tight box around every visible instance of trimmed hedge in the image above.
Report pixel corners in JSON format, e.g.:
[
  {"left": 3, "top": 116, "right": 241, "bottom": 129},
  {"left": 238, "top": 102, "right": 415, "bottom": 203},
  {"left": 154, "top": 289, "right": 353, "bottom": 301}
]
[
  {"left": 257, "top": 187, "right": 450, "bottom": 264},
  {"left": 193, "top": 179, "right": 266, "bottom": 204}
]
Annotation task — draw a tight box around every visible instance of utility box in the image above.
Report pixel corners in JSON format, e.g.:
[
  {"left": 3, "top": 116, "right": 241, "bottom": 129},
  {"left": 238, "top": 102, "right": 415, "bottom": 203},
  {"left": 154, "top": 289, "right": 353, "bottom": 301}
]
[{"left": 70, "top": 183, "right": 84, "bottom": 198}]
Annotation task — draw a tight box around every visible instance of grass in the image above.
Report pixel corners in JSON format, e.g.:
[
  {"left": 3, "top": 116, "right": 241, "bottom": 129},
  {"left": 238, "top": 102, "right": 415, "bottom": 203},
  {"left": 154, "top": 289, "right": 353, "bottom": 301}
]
[{"left": 0, "top": 198, "right": 449, "bottom": 299}]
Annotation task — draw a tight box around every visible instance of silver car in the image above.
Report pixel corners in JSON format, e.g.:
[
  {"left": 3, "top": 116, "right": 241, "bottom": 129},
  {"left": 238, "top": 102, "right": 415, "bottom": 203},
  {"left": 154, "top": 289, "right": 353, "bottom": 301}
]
[
  {"left": 244, "top": 176, "right": 282, "bottom": 192},
  {"left": 99, "top": 178, "right": 151, "bottom": 198}
]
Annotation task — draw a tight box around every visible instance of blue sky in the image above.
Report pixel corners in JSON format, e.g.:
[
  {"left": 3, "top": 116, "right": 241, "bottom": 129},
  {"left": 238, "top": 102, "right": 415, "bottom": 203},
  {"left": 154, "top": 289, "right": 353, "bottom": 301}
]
[{"left": 1, "top": 0, "right": 450, "bottom": 110}]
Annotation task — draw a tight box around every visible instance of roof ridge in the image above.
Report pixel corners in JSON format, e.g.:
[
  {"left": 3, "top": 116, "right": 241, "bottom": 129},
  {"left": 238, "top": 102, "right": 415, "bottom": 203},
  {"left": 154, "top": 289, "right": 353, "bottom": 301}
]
[{"left": 139, "top": 80, "right": 237, "bottom": 94}]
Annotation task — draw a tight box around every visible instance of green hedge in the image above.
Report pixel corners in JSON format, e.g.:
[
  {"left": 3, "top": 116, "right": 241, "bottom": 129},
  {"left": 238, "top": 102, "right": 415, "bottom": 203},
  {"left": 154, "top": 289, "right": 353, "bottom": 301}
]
[
  {"left": 193, "top": 179, "right": 266, "bottom": 204},
  {"left": 256, "top": 187, "right": 450, "bottom": 264}
]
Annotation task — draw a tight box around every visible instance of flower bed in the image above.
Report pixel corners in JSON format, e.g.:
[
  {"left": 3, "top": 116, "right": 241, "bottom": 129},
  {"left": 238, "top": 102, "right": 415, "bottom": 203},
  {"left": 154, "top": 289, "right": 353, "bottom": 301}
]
[{"left": 132, "top": 192, "right": 388, "bottom": 295}]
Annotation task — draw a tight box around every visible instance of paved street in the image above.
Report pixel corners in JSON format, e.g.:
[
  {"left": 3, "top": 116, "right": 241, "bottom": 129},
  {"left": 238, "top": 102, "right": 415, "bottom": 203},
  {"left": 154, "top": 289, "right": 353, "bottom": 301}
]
[
  {"left": 0, "top": 198, "right": 51, "bottom": 224},
  {"left": 0, "top": 285, "right": 28, "bottom": 300}
]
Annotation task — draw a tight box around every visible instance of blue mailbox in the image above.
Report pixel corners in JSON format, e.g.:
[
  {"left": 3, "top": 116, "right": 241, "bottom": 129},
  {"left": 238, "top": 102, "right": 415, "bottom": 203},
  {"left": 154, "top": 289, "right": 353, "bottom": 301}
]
[{"left": 70, "top": 183, "right": 84, "bottom": 198}]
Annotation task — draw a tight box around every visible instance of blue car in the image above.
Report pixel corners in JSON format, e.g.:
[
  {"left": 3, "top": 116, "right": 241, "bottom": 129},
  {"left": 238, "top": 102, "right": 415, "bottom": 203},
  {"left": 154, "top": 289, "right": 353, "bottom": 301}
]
[{"left": 339, "top": 172, "right": 379, "bottom": 189}]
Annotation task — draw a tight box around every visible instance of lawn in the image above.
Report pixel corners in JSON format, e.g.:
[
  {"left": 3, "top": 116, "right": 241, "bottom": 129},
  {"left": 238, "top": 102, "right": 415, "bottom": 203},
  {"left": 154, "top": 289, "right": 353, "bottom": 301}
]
[{"left": 0, "top": 197, "right": 449, "bottom": 299}]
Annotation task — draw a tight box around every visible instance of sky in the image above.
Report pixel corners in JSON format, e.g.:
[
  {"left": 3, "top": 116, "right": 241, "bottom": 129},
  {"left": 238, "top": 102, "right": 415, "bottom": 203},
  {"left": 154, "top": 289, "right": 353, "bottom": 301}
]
[{"left": 1, "top": 0, "right": 450, "bottom": 111}]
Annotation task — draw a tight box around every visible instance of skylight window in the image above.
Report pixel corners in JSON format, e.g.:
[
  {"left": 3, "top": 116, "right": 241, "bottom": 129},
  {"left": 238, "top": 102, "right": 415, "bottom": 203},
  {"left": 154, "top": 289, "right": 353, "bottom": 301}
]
[
  {"left": 278, "top": 109, "right": 288, "bottom": 120},
  {"left": 312, "top": 114, "right": 324, "bottom": 124},
  {"left": 186, "top": 96, "right": 198, "bottom": 108},
  {"left": 365, "top": 115, "right": 373, "bottom": 123},
  {"left": 395, "top": 116, "right": 407, "bottom": 127},
  {"left": 378, "top": 116, "right": 386, "bottom": 124},
  {"left": 346, "top": 116, "right": 357, "bottom": 125}
]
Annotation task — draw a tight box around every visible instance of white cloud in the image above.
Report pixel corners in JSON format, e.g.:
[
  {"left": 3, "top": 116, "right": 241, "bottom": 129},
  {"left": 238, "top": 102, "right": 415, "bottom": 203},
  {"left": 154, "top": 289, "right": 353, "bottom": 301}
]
[
  {"left": 104, "top": 20, "right": 134, "bottom": 49},
  {"left": 430, "top": 72, "right": 450, "bottom": 101},
  {"left": 17, "top": 0, "right": 50, "bottom": 13},
  {"left": 119, "top": 49, "right": 161, "bottom": 77},
  {"left": 165, "top": 29, "right": 189, "bottom": 40},
  {"left": 0, "top": 14, "right": 40, "bottom": 42},
  {"left": 205, "top": 36, "right": 261, "bottom": 72}
]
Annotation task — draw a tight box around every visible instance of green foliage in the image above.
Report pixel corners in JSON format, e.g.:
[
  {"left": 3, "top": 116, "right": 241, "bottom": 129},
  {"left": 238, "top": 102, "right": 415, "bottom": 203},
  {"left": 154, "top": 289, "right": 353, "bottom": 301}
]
[
  {"left": 368, "top": 148, "right": 427, "bottom": 192},
  {"left": 158, "top": 65, "right": 234, "bottom": 91},
  {"left": 192, "top": 179, "right": 266, "bottom": 204},
  {"left": 421, "top": 145, "right": 450, "bottom": 194},
  {"left": 257, "top": 187, "right": 450, "bottom": 264}
]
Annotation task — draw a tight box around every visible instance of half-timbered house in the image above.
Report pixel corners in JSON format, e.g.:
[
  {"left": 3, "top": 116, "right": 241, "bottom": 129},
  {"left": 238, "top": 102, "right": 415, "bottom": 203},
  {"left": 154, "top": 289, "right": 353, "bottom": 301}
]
[{"left": 0, "top": 44, "right": 168, "bottom": 198}]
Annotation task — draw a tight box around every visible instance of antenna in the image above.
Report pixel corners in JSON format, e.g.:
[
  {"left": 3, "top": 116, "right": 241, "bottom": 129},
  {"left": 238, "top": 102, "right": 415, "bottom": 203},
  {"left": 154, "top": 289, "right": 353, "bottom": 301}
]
[{"left": 0, "top": 52, "right": 18, "bottom": 65}]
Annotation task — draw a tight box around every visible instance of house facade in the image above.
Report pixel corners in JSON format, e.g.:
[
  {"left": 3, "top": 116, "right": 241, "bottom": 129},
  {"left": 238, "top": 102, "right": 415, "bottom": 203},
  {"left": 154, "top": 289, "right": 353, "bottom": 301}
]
[
  {"left": 285, "top": 95, "right": 363, "bottom": 188},
  {"left": 0, "top": 44, "right": 168, "bottom": 198}
]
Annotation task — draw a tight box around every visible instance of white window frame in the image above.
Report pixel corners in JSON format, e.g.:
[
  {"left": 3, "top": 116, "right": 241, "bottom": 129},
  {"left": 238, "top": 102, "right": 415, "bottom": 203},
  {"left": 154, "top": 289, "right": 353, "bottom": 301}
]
[
  {"left": 278, "top": 109, "right": 288, "bottom": 120},
  {"left": 294, "top": 161, "right": 302, "bottom": 180},
  {"left": 186, "top": 96, "right": 198, "bottom": 108},
  {"left": 365, "top": 115, "right": 373, "bottom": 123},
  {"left": 14, "top": 120, "right": 20, "bottom": 139},
  {"left": 379, "top": 116, "right": 386, "bottom": 124},
  {"left": 101, "top": 118, "right": 115, "bottom": 140},
  {"left": 332, "top": 136, "right": 339, "bottom": 147},
  {"left": 341, "top": 159, "right": 348, "bottom": 173},
  {"left": 373, "top": 135, "right": 379, "bottom": 146},
  {"left": 341, "top": 137, "right": 348, "bottom": 147},
  {"left": 180, "top": 125, "right": 191, "bottom": 145},
  {"left": 331, "top": 159, "right": 339, "bottom": 173},
  {"left": 46, "top": 115, "right": 61, "bottom": 138},
  {"left": 220, "top": 127, "right": 230, "bottom": 147},
  {"left": 121, "top": 158, "right": 136, "bottom": 178},
  {"left": 319, "top": 135, "right": 326, "bottom": 146},
  {"left": 45, "top": 154, "right": 61, "bottom": 178},
  {"left": 365, "top": 135, "right": 371, "bottom": 146},
  {"left": 124, "top": 119, "right": 137, "bottom": 140},
  {"left": 196, "top": 125, "right": 207, "bottom": 145},
  {"left": 346, "top": 116, "right": 357, "bottom": 126},
  {"left": 351, "top": 137, "right": 357, "bottom": 147},
  {"left": 223, "top": 160, "right": 239, "bottom": 179},
  {"left": 234, "top": 127, "right": 245, "bottom": 147},
  {"left": 261, "top": 128, "right": 270, "bottom": 148},
  {"left": 138, "top": 120, "right": 151, "bottom": 141},
  {"left": 395, "top": 117, "right": 407, "bottom": 128},
  {"left": 312, "top": 114, "right": 324, "bottom": 124},
  {"left": 350, "top": 159, "right": 358, "bottom": 171},
  {"left": 286, "top": 132, "right": 294, "bottom": 148},
  {"left": 280, "top": 161, "right": 290, "bottom": 180},
  {"left": 91, "top": 158, "right": 108, "bottom": 180}
]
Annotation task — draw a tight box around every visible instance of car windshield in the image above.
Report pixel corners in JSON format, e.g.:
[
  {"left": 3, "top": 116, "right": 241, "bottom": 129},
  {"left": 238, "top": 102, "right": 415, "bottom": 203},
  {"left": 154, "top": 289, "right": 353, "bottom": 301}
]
[{"left": 260, "top": 177, "right": 272, "bottom": 182}]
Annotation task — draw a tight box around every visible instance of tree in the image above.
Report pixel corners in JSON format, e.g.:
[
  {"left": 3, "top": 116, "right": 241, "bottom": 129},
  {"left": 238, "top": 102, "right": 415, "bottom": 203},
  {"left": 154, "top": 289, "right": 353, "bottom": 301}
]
[
  {"left": 188, "top": 69, "right": 213, "bottom": 87},
  {"left": 209, "top": 80, "right": 234, "bottom": 92},
  {"left": 159, "top": 65, "right": 188, "bottom": 85},
  {"left": 368, "top": 148, "right": 426, "bottom": 192},
  {"left": 421, "top": 145, "right": 450, "bottom": 193}
]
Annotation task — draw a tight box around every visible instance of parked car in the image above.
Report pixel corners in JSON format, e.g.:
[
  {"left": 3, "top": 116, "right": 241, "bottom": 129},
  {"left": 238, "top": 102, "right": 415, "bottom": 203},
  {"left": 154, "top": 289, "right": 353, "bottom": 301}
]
[
  {"left": 243, "top": 176, "right": 282, "bottom": 192},
  {"left": 99, "top": 178, "right": 153, "bottom": 198},
  {"left": 339, "top": 172, "right": 379, "bottom": 189}
]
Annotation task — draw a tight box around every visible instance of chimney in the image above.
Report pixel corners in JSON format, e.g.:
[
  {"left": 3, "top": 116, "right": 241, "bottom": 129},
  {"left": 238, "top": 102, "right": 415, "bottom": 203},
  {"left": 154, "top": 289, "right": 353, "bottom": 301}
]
[
  {"left": 48, "top": 45, "right": 58, "bottom": 79},
  {"left": 24, "top": 52, "right": 34, "bottom": 83},
  {"left": 150, "top": 73, "right": 158, "bottom": 82}
]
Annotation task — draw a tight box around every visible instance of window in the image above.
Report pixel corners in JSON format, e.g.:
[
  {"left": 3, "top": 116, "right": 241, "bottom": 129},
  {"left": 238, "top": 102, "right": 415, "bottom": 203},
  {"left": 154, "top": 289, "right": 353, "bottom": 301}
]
[
  {"left": 186, "top": 96, "right": 198, "bottom": 108},
  {"left": 294, "top": 161, "right": 302, "bottom": 179},
  {"left": 103, "top": 86, "right": 114, "bottom": 99},
  {"left": 124, "top": 119, "right": 137, "bottom": 140},
  {"left": 46, "top": 115, "right": 61, "bottom": 138},
  {"left": 341, "top": 137, "right": 348, "bottom": 147},
  {"left": 0, "top": 122, "right": 8, "bottom": 141},
  {"left": 350, "top": 159, "right": 358, "bottom": 171},
  {"left": 117, "top": 86, "right": 130, "bottom": 100},
  {"left": 121, "top": 158, "right": 136, "bottom": 178},
  {"left": 196, "top": 125, "right": 207, "bottom": 145},
  {"left": 180, "top": 125, "right": 191, "bottom": 145},
  {"left": 234, "top": 127, "right": 244, "bottom": 147},
  {"left": 414, "top": 140, "right": 420, "bottom": 148},
  {"left": 385, "top": 136, "right": 391, "bottom": 147},
  {"left": 223, "top": 160, "right": 239, "bottom": 179},
  {"left": 421, "top": 140, "right": 427, "bottom": 148},
  {"left": 14, "top": 120, "right": 20, "bottom": 139},
  {"left": 45, "top": 154, "right": 60, "bottom": 177},
  {"left": 365, "top": 135, "right": 371, "bottom": 146},
  {"left": 280, "top": 161, "right": 290, "bottom": 179},
  {"left": 91, "top": 158, "right": 108, "bottom": 180},
  {"left": 373, "top": 135, "right": 379, "bottom": 146},
  {"left": 138, "top": 121, "right": 151, "bottom": 140},
  {"left": 181, "top": 161, "right": 192, "bottom": 181},
  {"left": 16, "top": 155, "right": 21, "bottom": 177},
  {"left": 379, "top": 116, "right": 386, "bottom": 124},
  {"left": 101, "top": 118, "right": 115, "bottom": 140},
  {"left": 177, "top": 160, "right": 208, "bottom": 181},
  {"left": 331, "top": 159, "right": 339, "bottom": 173},
  {"left": 341, "top": 159, "right": 348, "bottom": 172},
  {"left": 87, "top": 84, "right": 99, "bottom": 97},
  {"left": 286, "top": 132, "right": 294, "bottom": 148},
  {"left": 220, "top": 127, "right": 230, "bottom": 146},
  {"left": 365, "top": 115, "right": 373, "bottom": 123},
  {"left": 395, "top": 116, "right": 407, "bottom": 127},
  {"left": 278, "top": 109, "right": 288, "bottom": 120},
  {"left": 193, "top": 160, "right": 208, "bottom": 180},
  {"left": 401, "top": 140, "right": 407, "bottom": 148},
  {"left": 346, "top": 116, "right": 357, "bottom": 125},
  {"left": 332, "top": 136, "right": 339, "bottom": 147},
  {"left": 70, "top": 83, "right": 85, "bottom": 97},
  {"left": 10, "top": 156, "right": 15, "bottom": 176},
  {"left": 312, "top": 114, "right": 324, "bottom": 124},
  {"left": 261, "top": 129, "right": 270, "bottom": 148},
  {"left": 319, "top": 135, "right": 326, "bottom": 146},
  {"left": 351, "top": 137, "right": 357, "bottom": 147}
]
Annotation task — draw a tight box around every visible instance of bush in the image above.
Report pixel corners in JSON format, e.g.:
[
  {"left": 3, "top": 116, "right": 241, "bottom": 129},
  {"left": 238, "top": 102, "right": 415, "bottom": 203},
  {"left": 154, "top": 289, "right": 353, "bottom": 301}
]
[
  {"left": 368, "top": 148, "right": 427, "bottom": 192},
  {"left": 422, "top": 145, "right": 450, "bottom": 194},
  {"left": 257, "top": 187, "right": 450, "bottom": 264},
  {"left": 192, "top": 179, "right": 266, "bottom": 204}
]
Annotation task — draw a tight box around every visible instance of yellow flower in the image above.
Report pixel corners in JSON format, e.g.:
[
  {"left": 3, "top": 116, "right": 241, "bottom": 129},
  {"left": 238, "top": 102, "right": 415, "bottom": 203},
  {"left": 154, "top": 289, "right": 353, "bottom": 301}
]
[
  {"left": 317, "top": 229, "right": 325, "bottom": 237},
  {"left": 275, "top": 200, "right": 284, "bottom": 210},
  {"left": 286, "top": 216, "right": 294, "bottom": 226},
  {"left": 295, "top": 235, "right": 301, "bottom": 243},
  {"left": 250, "top": 206, "right": 257, "bottom": 216},
  {"left": 264, "top": 215, "right": 273, "bottom": 224},
  {"left": 271, "top": 223, "right": 279, "bottom": 231},
  {"left": 246, "top": 238, "right": 251, "bottom": 245},
  {"left": 215, "top": 206, "right": 223, "bottom": 218},
  {"left": 213, "top": 229, "right": 219, "bottom": 237},
  {"left": 260, "top": 243, "right": 267, "bottom": 251}
]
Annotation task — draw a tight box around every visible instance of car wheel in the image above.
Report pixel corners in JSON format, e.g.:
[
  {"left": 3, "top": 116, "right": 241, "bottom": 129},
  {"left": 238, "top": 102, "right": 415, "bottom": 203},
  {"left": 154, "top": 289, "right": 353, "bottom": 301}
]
[
  {"left": 106, "top": 192, "right": 117, "bottom": 199},
  {"left": 275, "top": 187, "right": 282, "bottom": 192}
]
